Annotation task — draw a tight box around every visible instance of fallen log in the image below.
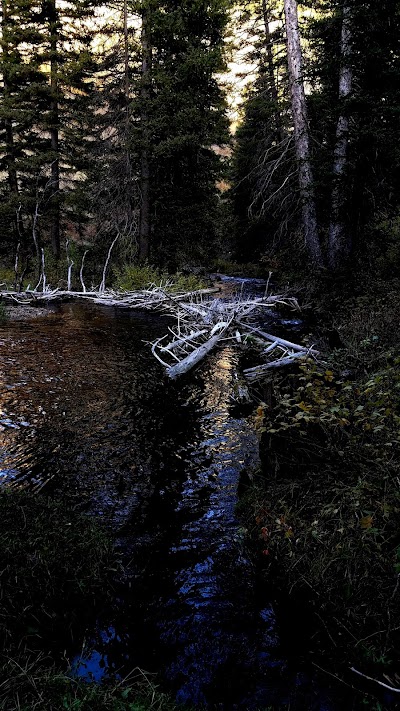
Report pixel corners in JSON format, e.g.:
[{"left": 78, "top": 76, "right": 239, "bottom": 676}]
[
  {"left": 146, "top": 289, "right": 316, "bottom": 380},
  {"left": 160, "top": 329, "right": 208, "bottom": 353},
  {"left": 166, "top": 329, "right": 227, "bottom": 379},
  {"left": 2, "top": 283, "right": 313, "bottom": 383},
  {"left": 243, "top": 352, "right": 308, "bottom": 381},
  {"left": 241, "top": 324, "right": 319, "bottom": 355}
]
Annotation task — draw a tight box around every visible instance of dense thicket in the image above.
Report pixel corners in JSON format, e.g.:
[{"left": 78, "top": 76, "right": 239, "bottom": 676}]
[
  {"left": 2, "top": 0, "right": 400, "bottom": 279},
  {"left": 231, "top": 0, "right": 400, "bottom": 274}
]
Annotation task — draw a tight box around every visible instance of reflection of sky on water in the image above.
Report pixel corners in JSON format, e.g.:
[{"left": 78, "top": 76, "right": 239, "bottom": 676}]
[
  {"left": 72, "top": 627, "right": 119, "bottom": 682},
  {"left": 72, "top": 344, "right": 291, "bottom": 708},
  {"left": 0, "top": 304, "right": 338, "bottom": 709}
]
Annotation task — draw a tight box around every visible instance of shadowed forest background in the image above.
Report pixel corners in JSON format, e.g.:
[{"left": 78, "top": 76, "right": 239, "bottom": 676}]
[
  {"left": 1, "top": 0, "right": 400, "bottom": 284},
  {"left": 1, "top": 2, "right": 400, "bottom": 711}
]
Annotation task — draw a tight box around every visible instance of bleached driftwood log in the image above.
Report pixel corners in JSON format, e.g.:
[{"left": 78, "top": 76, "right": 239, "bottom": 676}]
[
  {"left": 0, "top": 278, "right": 315, "bottom": 382},
  {"left": 148, "top": 292, "right": 317, "bottom": 380},
  {"left": 166, "top": 329, "right": 228, "bottom": 379}
]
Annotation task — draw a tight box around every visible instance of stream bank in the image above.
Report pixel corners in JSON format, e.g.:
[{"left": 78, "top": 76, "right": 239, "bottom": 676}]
[{"left": 244, "top": 281, "right": 400, "bottom": 710}]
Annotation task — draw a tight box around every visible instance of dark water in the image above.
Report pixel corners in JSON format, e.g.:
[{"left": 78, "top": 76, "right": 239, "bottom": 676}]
[{"left": 0, "top": 301, "right": 341, "bottom": 709}]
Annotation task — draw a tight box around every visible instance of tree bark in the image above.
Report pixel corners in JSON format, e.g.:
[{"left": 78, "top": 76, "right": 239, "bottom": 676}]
[
  {"left": 138, "top": 6, "right": 151, "bottom": 262},
  {"left": 283, "top": 0, "right": 323, "bottom": 267},
  {"left": 49, "top": 0, "right": 60, "bottom": 259},
  {"left": 328, "top": 2, "right": 353, "bottom": 270},
  {"left": 123, "top": 0, "right": 130, "bottom": 134}
]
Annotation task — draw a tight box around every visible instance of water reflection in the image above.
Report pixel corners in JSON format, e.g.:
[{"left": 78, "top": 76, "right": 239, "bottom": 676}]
[
  {"left": 0, "top": 304, "right": 180, "bottom": 523},
  {"left": 71, "top": 343, "right": 294, "bottom": 708},
  {"left": 0, "top": 303, "right": 334, "bottom": 710}
]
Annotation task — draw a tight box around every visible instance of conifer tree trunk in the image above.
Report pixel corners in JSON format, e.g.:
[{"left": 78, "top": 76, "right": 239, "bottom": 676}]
[
  {"left": 122, "top": 0, "right": 134, "bottom": 229},
  {"left": 49, "top": 0, "right": 60, "bottom": 260},
  {"left": 328, "top": 2, "right": 353, "bottom": 270},
  {"left": 138, "top": 6, "right": 151, "bottom": 262},
  {"left": 283, "top": 0, "right": 323, "bottom": 267}
]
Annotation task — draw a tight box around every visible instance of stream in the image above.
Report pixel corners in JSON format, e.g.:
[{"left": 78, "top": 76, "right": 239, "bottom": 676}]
[{"left": 0, "top": 296, "right": 343, "bottom": 710}]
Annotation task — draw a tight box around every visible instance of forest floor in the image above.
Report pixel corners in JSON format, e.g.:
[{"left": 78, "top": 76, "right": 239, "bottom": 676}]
[{"left": 242, "top": 275, "right": 400, "bottom": 708}]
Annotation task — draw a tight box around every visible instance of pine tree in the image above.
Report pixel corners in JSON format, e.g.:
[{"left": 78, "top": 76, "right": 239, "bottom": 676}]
[
  {"left": 39, "top": 0, "right": 101, "bottom": 259},
  {"left": 135, "top": 0, "right": 230, "bottom": 268},
  {"left": 0, "top": 0, "right": 47, "bottom": 268},
  {"left": 230, "top": 0, "right": 295, "bottom": 262},
  {"left": 0, "top": 0, "right": 102, "bottom": 275},
  {"left": 231, "top": 0, "right": 400, "bottom": 272}
]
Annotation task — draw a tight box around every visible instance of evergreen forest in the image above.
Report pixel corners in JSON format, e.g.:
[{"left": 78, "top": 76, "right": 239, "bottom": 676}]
[
  {"left": 1, "top": 0, "right": 400, "bottom": 281},
  {"left": 1, "top": 1, "right": 400, "bottom": 710}
]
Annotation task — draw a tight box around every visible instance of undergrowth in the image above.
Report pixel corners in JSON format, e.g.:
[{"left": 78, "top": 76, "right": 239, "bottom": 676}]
[
  {"left": 0, "top": 257, "right": 208, "bottom": 293},
  {"left": 0, "top": 491, "right": 178, "bottom": 711},
  {"left": 246, "top": 285, "right": 400, "bottom": 698},
  {"left": 0, "top": 660, "right": 179, "bottom": 711},
  {"left": 0, "top": 300, "right": 7, "bottom": 323},
  {"left": 113, "top": 263, "right": 207, "bottom": 292}
]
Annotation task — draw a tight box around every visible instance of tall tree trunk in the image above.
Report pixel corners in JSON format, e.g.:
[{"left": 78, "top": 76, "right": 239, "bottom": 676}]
[
  {"left": 123, "top": 0, "right": 130, "bottom": 132},
  {"left": 49, "top": 0, "right": 60, "bottom": 259},
  {"left": 283, "top": 0, "right": 323, "bottom": 267},
  {"left": 138, "top": 6, "right": 151, "bottom": 262},
  {"left": 261, "top": 0, "right": 283, "bottom": 142},
  {"left": 328, "top": 2, "right": 353, "bottom": 270}
]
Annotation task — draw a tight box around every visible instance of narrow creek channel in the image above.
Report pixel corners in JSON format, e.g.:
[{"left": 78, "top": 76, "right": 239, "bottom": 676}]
[{"left": 0, "top": 297, "right": 342, "bottom": 710}]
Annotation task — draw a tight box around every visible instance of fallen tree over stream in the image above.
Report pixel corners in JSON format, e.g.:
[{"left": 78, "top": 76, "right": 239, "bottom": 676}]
[{"left": 0, "top": 285, "right": 318, "bottom": 382}]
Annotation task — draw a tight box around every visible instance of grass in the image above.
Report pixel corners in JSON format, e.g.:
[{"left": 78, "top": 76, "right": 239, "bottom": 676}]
[
  {"left": 0, "top": 300, "right": 8, "bottom": 323},
  {"left": 113, "top": 263, "right": 207, "bottom": 293},
  {"left": 0, "top": 258, "right": 208, "bottom": 294},
  {"left": 0, "top": 491, "right": 181, "bottom": 711},
  {"left": 0, "top": 491, "right": 115, "bottom": 657},
  {"left": 0, "top": 660, "right": 181, "bottom": 711}
]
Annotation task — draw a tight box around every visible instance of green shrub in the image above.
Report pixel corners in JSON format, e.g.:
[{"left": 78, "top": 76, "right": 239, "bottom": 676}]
[
  {"left": 0, "top": 267, "right": 17, "bottom": 289},
  {"left": 113, "top": 264, "right": 206, "bottom": 292},
  {"left": 250, "top": 350, "right": 400, "bottom": 671}
]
